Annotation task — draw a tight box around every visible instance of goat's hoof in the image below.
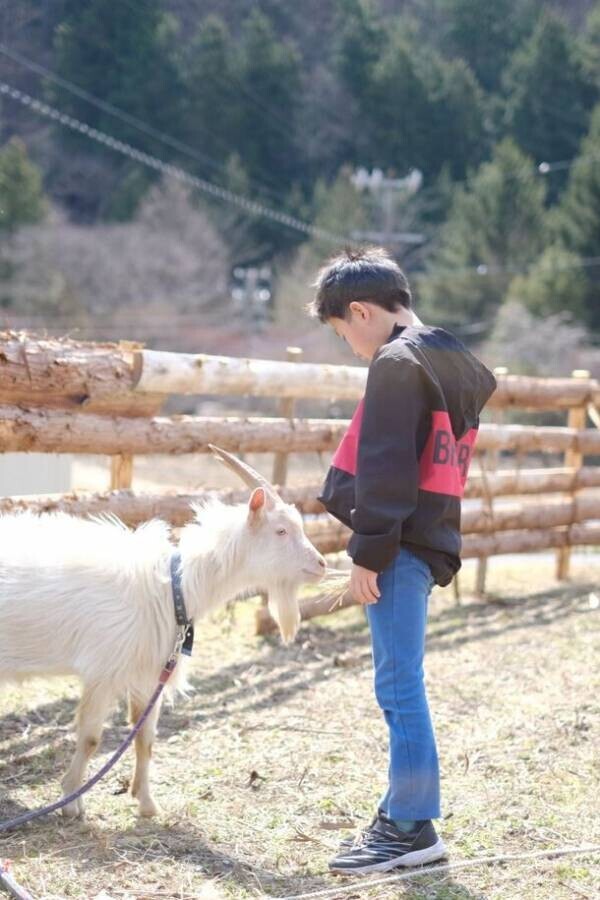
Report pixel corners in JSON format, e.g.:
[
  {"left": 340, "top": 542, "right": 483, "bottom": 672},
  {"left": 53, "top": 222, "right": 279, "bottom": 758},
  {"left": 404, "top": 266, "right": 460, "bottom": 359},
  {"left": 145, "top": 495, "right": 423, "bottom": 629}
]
[
  {"left": 138, "top": 798, "right": 159, "bottom": 818},
  {"left": 61, "top": 798, "right": 84, "bottom": 819}
]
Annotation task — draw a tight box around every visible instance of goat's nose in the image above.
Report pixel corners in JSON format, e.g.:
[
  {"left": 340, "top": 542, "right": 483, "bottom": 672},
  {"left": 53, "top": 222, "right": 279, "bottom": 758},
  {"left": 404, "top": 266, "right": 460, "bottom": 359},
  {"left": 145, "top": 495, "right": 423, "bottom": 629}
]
[{"left": 318, "top": 556, "right": 326, "bottom": 568}]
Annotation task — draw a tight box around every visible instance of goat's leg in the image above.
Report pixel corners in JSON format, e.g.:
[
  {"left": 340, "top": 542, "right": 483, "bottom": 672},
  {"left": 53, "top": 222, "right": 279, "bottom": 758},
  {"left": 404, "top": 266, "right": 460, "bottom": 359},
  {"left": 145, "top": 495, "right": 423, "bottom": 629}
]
[
  {"left": 61, "top": 683, "right": 114, "bottom": 819},
  {"left": 128, "top": 691, "right": 163, "bottom": 818}
]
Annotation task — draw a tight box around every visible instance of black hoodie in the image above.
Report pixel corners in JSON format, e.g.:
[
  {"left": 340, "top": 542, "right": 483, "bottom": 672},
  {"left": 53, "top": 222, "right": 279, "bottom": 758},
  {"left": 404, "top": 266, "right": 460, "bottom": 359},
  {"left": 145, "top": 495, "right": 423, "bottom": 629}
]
[{"left": 317, "top": 322, "right": 498, "bottom": 586}]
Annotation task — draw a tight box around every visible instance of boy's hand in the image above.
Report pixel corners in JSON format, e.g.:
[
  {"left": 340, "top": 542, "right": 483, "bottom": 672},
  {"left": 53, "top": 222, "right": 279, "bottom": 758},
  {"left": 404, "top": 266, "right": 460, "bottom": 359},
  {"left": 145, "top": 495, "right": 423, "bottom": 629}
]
[{"left": 350, "top": 562, "right": 381, "bottom": 605}]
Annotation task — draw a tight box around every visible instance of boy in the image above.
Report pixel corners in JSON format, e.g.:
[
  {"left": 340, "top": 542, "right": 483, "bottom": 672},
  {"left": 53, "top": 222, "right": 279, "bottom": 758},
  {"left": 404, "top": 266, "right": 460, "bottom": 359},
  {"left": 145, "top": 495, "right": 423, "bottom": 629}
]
[{"left": 306, "top": 246, "right": 497, "bottom": 875}]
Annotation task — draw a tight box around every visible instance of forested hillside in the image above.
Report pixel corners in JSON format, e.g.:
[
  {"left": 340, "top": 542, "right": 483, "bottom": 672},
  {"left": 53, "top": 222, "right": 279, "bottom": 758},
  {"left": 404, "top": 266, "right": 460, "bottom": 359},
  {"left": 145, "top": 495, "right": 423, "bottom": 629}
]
[{"left": 0, "top": 0, "right": 599, "bottom": 358}]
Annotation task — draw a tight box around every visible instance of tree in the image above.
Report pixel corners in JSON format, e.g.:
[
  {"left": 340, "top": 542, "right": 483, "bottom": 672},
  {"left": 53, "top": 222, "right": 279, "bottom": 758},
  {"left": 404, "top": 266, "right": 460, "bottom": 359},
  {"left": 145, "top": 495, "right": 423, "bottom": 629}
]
[
  {"left": 52, "top": 0, "right": 182, "bottom": 156},
  {"left": 335, "top": 0, "right": 384, "bottom": 103},
  {"left": 421, "top": 55, "right": 489, "bottom": 181},
  {"left": 235, "top": 10, "right": 302, "bottom": 191},
  {"left": 437, "top": 0, "right": 538, "bottom": 93},
  {"left": 416, "top": 139, "right": 548, "bottom": 330},
  {"left": 230, "top": 9, "right": 304, "bottom": 255},
  {"left": 502, "top": 13, "right": 598, "bottom": 176},
  {"left": 506, "top": 244, "right": 587, "bottom": 320},
  {"left": 581, "top": 3, "right": 600, "bottom": 88},
  {"left": 552, "top": 103, "right": 600, "bottom": 331},
  {"left": 335, "top": 13, "right": 488, "bottom": 183},
  {"left": 179, "top": 16, "right": 238, "bottom": 169},
  {"left": 0, "top": 138, "right": 46, "bottom": 233}
]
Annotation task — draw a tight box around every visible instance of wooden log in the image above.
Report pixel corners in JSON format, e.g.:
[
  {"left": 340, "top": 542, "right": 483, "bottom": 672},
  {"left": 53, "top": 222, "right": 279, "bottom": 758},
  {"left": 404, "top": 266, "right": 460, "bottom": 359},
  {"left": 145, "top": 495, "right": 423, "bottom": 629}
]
[
  {"left": 475, "top": 424, "right": 600, "bottom": 454},
  {"left": 486, "top": 373, "right": 600, "bottom": 410},
  {"left": 298, "top": 491, "right": 600, "bottom": 554},
  {"left": 256, "top": 588, "right": 356, "bottom": 634},
  {"left": 3, "top": 333, "right": 600, "bottom": 411},
  {"left": 462, "top": 521, "right": 600, "bottom": 557},
  {"left": 0, "top": 483, "right": 329, "bottom": 525},
  {"left": 135, "top": 348, "right": 600, "bottom": 408},
  {"left": 1, "top": 468, "right": 600, "bottom": 524},
  {"left": 2, "top": 405, "right": 600, "bottom": 457},
  {"left": 0, "top": 331, "right": 164, "bottom": 417},
  {"left": 259, "top": 520, "right": 600, "bottom": 629},
  {"left": 133, "top": 347, "right": 366, "bottom": 400},
  {"left": 463, "top": 466, "right": 600, "bottom": 498},
  {"left": 461, "top": 491, "right": 600, "bottom": 534},
  {"left": 0, "top": 408, "right": 348, "bottom": 455}
]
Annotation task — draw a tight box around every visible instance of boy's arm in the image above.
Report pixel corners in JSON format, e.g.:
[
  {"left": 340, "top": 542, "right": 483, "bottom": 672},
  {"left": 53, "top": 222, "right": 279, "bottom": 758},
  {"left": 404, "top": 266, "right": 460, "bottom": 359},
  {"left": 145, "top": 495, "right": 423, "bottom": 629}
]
[{"left": 347, "top": 354, "right": 426, "bottom": 573}]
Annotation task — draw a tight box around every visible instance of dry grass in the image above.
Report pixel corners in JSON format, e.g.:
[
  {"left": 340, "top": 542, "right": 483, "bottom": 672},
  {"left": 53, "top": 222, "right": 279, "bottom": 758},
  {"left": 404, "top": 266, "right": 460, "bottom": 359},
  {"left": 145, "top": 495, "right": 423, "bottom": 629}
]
[{"left": 1, "top": 556, "right": 599, "bottom": 900}]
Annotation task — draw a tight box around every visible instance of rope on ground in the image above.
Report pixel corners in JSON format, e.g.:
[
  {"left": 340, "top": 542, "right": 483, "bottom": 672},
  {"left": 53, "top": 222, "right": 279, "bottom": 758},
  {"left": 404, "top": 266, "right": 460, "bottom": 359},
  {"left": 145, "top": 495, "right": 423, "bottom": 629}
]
[
  {"left": 269, "top": 843, "right": 600, "bottom": 900},
  {"left": 0, "top": 861, "right": 34, "bottom": 900}
]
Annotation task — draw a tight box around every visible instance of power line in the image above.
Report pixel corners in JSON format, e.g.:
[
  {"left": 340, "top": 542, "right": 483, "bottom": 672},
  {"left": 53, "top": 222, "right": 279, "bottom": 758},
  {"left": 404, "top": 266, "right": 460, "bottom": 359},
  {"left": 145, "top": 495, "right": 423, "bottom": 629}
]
[
  {"left": 3, "top": 75, "right": 598, "bottom": 278},
  {"left": 0, "top": 43, "right": 291, "bottom": 205},
  {"left": 0, "top": 79, "right": 350, "bottom": 245}
]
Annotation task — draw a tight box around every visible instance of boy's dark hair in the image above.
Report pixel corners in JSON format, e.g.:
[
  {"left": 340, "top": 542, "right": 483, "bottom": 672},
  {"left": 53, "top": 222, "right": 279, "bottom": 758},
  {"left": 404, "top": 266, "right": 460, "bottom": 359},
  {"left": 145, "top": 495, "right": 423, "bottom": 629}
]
[{"left": 306, "top": 246, "right": 412, "bottom": 323}]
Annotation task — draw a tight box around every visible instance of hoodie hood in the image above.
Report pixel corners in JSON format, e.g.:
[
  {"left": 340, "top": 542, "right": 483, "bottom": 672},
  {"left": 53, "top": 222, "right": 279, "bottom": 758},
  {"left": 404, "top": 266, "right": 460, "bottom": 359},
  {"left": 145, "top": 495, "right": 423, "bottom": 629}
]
[{"left": 384, "top": 322, "right": 497, "bottom": 441}]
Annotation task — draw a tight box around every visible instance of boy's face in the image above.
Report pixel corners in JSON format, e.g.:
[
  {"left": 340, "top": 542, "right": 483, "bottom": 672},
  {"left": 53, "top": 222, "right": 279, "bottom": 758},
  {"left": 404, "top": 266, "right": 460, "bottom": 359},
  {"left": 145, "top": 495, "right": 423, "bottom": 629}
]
[{"left": 327, "top": 302, "right": 392, "bottom": 362}]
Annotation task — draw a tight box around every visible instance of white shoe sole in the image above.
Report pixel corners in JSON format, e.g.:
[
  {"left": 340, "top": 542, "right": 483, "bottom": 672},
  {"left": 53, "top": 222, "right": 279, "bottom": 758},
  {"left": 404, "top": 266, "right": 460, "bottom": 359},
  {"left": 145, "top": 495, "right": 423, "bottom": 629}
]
[{"left": 329, "top": 837, "right": 447, "bottom": 876}]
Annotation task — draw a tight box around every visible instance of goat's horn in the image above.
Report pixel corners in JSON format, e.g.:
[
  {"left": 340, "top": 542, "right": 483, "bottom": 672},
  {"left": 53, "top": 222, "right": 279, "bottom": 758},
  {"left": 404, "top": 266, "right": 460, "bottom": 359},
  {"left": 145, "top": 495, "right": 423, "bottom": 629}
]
[{"left": 207, "top": 443, "right": 276, "bottom": 493}]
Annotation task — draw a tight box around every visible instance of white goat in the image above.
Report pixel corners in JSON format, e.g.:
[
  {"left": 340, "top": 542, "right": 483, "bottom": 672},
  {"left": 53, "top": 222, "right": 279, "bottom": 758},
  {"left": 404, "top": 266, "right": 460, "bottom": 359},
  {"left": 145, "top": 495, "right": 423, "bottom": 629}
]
[{"left": 0, "top": 445, "right": 326, "bottom": 819}]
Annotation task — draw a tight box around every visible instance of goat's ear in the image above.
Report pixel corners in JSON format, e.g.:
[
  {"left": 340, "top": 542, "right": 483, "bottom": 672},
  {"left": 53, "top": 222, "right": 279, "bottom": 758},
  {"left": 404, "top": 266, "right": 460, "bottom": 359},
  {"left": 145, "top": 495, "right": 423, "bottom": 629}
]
[{"left": 248, "top": 486, "right": 267, "bottom": 520}]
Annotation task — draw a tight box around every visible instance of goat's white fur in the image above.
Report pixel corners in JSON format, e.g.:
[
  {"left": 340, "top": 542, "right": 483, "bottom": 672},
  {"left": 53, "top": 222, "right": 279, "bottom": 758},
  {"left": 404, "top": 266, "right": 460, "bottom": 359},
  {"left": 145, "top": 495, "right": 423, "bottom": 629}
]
[{"left": 0, "top": 490, "right": 325, "bottom": 819}]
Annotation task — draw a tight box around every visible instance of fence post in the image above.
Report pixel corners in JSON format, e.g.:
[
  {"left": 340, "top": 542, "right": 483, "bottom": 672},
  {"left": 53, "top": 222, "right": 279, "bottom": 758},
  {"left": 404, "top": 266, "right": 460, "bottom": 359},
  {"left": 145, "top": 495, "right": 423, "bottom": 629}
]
[
  {"left": 256, "top": 346, "right": 303, "bottom": 636},
  {"left": 555, "top": 369, "right": 590, "bottom": 581},
  {"left": 110, "top": 454, "right": 133, "bottom": 489},
  {"left": 474, "top": 366, "right": 507, "bottom": 596},
  {"left": 272, "top": 346, "right": 303, "bottom": 486}
]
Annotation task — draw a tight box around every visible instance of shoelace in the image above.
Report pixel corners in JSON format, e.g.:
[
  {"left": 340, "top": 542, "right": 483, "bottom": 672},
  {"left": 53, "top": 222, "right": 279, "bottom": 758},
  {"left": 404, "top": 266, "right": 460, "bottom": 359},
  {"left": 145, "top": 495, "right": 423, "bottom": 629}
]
[{"left": 351, "top": 818, "right": 394, "bottom": 849}]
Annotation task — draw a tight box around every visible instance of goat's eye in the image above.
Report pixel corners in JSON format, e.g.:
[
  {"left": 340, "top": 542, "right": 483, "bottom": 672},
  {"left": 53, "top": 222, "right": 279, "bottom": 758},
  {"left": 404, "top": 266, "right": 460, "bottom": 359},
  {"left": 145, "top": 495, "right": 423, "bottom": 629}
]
[{"left": 276, "top": 527, "right": 287, "bottom": 536}]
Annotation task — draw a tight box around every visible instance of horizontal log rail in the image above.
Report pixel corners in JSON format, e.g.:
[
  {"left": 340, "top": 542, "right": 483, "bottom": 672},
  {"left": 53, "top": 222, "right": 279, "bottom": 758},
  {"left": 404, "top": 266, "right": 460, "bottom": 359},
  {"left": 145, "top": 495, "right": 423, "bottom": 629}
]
[
  {"left": 133, "top": 351, "right": 600, "bottom": 409},
  {"left": 2, "top": 466, "right": 600, "bottom": 524},
  {"left": 0, "top": 484, "right": 325, "bottom": 524},
  {"left": 3, "top": 486, "right": 598, "bottom": 556},
  {"left": 461, "top": 521, "right": 600, "bottom": 557},
  {"left": 2, "top": 405, "right": 600, "bottom": 456},
  {"left": 301, "top": 492, "right": 600, "bottom": 553},
  {"left": 2, "top": 332, "right": 599, "bottom": 411},
  {"left": 257, "top": 521, "right": 600, "bottom": 631}
]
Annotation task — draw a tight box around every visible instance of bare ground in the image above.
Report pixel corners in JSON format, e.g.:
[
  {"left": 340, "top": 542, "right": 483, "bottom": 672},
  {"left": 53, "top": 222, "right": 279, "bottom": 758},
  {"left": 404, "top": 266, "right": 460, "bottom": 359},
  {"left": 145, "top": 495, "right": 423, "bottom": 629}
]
[{"left": 1, "top": 557, "right": 599, "bottom": 900}]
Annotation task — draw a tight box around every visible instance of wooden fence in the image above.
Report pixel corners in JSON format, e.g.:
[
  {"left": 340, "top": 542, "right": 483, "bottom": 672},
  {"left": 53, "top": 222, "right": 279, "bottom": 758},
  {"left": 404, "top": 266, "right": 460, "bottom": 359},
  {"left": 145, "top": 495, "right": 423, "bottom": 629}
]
[{"left": 1, "top": 330, "right": 599, "bottom": 625}]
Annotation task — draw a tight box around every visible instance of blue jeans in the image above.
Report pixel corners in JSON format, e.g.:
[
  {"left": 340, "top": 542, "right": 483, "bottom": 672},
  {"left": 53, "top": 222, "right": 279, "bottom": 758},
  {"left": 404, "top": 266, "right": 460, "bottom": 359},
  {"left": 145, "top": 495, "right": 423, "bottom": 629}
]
[{"left": 365, "top": 545, "right": 440, "bottom": 821}]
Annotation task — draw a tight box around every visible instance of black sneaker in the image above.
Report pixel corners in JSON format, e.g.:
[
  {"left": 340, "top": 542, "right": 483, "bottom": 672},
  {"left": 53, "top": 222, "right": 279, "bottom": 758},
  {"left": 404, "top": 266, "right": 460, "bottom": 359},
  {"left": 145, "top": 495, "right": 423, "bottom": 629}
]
[{"left": 329, "top": 812, "right": 447, "bottom": 875}]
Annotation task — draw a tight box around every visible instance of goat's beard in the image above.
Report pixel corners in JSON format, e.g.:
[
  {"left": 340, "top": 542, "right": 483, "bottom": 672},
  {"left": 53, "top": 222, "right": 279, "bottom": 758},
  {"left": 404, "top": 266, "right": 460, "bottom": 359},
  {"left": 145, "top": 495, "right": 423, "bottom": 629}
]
[{"left": 268, "top": 581, "right": 301, "bottom": 644}]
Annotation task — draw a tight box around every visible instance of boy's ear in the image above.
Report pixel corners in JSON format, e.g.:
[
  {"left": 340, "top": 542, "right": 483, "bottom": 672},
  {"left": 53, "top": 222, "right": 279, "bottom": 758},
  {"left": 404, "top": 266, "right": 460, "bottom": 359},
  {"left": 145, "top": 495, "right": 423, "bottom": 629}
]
[{"left": 349, "top": 300, "right": 369, "bottom": 320}]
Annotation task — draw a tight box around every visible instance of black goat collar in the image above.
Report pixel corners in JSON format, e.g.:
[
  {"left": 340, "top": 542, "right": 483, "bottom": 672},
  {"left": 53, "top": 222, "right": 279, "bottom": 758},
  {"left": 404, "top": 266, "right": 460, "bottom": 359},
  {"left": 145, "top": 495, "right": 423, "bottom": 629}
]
[{"left": 169, "top": 551, "right": 194, "bottom": 656}]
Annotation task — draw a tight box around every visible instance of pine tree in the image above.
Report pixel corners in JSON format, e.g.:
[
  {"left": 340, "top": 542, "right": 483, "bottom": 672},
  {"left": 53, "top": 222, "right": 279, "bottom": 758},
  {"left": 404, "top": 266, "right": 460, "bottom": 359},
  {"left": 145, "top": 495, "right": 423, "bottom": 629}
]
[
  {"left": 502, "top": 13, "right": 598, "bottom": 171},
  {"left": 179, "top": 16, "right": 237, "bottom": 167},
  {"left": 417, "top": 139, "right": 548, "bottom": 330},
  {"left": 553, "top": 103, "right": 600, "bottom": 330},
  {"left": 506, "top": 244, "right": 587, "bottom": 321},
  {"left": 422, "top": 55, "right": 489, "bottom": 180},
  {"left": 438, "top": 0, "right": 538, "bottom": 93},
  {"left": 232, "top": 9, "right": 304, "bottom": 254},
  {"left": 0, "top": 138, "right": 47, "bottom": 233},
  {"left": 52, "top": 0, "right": 182, "bottom": 150}
]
